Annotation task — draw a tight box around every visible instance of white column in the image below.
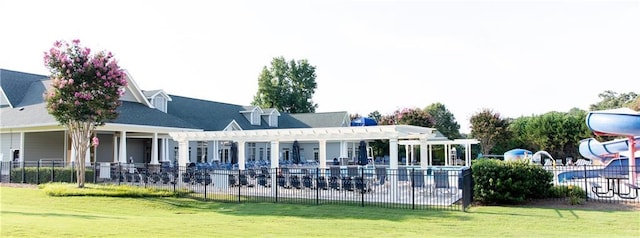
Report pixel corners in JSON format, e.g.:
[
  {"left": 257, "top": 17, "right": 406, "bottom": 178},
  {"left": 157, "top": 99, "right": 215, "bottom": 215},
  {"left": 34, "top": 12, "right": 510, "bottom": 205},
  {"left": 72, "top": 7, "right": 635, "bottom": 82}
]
[
  {"left": 420, "top": 139, "right": 428, "bottom": 169},
  {"left": 160, "top": 138, "right": 167, "bottom": 162},
  {"left": 428, "top": 144, "right": 433, "bottom": 166},
  {"left": 465, "top": 144, "right": 471, "bottom": 166},
  {"left": 339, "top": 141, "right": 346, "bottom": 158},
  {"left": 444, "top": 144, "right": 449, "bottom": 166},
  {"left": 113, "top": 134, "right": 118, "bottom": 162},
  {"left": 319, "top": 139, "right": 327, "bottom": 170},
  {"left": 85, "top": 141, "right": 91, "bottom": 165},
  {"left": 238, "top": 141, "right": 246, "bottom": 170},
  {"left": 404, "top": 144, "right": 410, "bottom": 166},
  {"left": 119, "top": 131, "right": 127, "bottom": 163},
  {"left": 389, "top": 138, "right": 399, "bottom": 199},
  {"left": 63, "top": 130, "right": 69, "bottom": 164},
  {"left": 19, "top": 132, "right": 25, "bottom": 162},
  {"left": 270, "top": 140, "right": 280, "bottom": 195},
  {"left": 178, "top": 140, "right": 189, "bottom": 166},
  {"left": 151, "top": 133, "right": 159, "bottom": 165},
  {"left": 70, "top": 142, "right": 76, "bottom": 165},
  {"left": 213, "top": 140, "right": 220, "bottom": 161}
]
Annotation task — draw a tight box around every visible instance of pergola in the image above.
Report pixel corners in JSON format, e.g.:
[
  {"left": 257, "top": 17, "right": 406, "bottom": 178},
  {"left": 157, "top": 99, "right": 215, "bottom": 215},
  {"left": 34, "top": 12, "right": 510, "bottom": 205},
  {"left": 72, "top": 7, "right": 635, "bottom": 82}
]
[{"left": 169, "top": 125, "right": 479, "bottom": 170}]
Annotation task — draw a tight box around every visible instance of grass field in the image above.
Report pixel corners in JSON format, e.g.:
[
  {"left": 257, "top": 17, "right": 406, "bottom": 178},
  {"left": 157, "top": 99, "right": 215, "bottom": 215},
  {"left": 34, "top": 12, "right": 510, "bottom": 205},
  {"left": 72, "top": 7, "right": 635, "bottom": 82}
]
[{"left": 1, "top": 186, "right": 638, "bottom": 237}]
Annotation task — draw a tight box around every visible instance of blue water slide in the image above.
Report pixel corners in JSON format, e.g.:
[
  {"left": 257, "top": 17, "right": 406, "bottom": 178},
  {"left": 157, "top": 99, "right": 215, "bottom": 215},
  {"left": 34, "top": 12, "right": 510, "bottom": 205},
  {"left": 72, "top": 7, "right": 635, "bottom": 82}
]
[
  {"left": 580, "top": 108, "right": 640, "bottom": 164},
  {"left": 585, "top": 108, "right": 640, "bottom": 136},
  {"left": 578, "top": 137, "right": 640, "bottom": 164}
]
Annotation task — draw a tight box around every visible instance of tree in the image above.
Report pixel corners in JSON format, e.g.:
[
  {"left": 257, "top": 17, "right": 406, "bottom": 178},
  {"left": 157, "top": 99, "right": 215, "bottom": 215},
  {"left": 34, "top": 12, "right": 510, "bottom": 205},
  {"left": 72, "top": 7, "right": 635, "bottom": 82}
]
[
  {"left": 589, "top": 90, "right": 638, "bottom": 111},
  {"left": 368, "top": 110, "right": 382, "bottom": 123},
  {"left": 44, "top": 39, "right": 127, "bottom": 188},
  {"left": 252, "top": 56, "right": 318, "bottom": 113},
  {"left": 424, "top": 102, "right": 461, "bottom": 139},
  {"left": 470, "top": 109, "right": 510, "bottom": 155}
]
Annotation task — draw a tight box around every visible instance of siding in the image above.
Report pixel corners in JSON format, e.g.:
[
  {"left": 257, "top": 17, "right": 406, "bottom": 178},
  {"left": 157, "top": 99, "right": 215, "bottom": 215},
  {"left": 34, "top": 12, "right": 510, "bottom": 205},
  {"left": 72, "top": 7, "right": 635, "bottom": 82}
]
[
  {"left": 0, "top": 133, "right": 21, "bottom": 161},
  {"left": 24, "top": 131, "right": 65, "bottom": 162}
]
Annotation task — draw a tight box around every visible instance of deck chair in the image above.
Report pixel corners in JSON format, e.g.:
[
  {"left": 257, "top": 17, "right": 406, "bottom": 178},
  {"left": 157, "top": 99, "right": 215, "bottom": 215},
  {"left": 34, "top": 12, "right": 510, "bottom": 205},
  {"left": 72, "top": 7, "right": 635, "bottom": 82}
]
[
  {"left": 316, "top": 176, "right": 328, "bottom": 190},
  {"left": 195, "top": 171, "right": 211, "bottom": 185},
  {"left": 347, "top": 167, "right": 359, "bottom": 179},
  {"left": 277, "top": 174, "right": 288, "bottom": 188},
  {"left": 329, "top": 167, "right": 342, "bottom": 190},
  {"left": 411, "top": 170, "right": 430, "bottom": 194},
  {"left": 434, "top": 170, "right": 457, "bottom": 195},
  {"left": 290, "top": 175, "right": 301, "bottom": 189},
  {"left": 257, "top": 174, "right": 269, "bottom": 187},
  {"left": 397, "top": 167, "right": 410, "bottom": 186},
  {"left": 342, "top": 176, "right": 354, "bottom": 191},
  {"left": 160, "top": 172, "right": 171, "bottom": 184},
  {"left": 228, "top": 174, "right": 238, "bottom": 187},
  {"left": 303, "top": 174, "right": 313, "bottom": 188},
  {"left": 373, "top": 167, "right": 388, "bottom": 193}
]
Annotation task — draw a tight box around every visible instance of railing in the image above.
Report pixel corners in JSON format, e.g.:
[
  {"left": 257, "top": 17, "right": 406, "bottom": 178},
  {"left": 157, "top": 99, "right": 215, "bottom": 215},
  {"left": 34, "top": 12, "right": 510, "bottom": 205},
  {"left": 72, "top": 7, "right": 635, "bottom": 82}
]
[{"left": 0, "top": 161, "right": 473, "bottom": 211}]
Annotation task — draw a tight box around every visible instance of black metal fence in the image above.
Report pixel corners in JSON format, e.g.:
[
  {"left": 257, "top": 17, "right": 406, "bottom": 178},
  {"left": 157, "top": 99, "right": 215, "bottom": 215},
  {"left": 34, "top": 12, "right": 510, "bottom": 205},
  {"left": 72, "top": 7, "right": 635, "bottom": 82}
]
[
  {"left": 544, "top": 164, "right": 639, "bottom": 202},
  {"left": 0, "top": 161, "right": 474, "bottom": 211}
]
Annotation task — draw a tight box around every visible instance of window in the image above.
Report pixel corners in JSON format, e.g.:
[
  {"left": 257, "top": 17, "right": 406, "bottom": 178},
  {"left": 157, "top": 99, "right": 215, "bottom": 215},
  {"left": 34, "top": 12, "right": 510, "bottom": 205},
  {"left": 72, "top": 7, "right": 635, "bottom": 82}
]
[
  {"left": 269, "top": 114, "right": 278, "bottom": 127},
  {"left": 248, "top": 142, "right": 257, "bottom": 161},
  {"left": 153, "top": 96, "right": 167, "bottom": 112},
  {"left": 259, "top": 148, "right": 264, "bottom": 161},
  {"left": 251, "top": 109, "right": 260, "bottom": 125},
  {"left": 313, "top": 148, "right": 319, "bottom": 162},
  {"left": 196, "top": 141, "right": 208, "bottom": 163}
]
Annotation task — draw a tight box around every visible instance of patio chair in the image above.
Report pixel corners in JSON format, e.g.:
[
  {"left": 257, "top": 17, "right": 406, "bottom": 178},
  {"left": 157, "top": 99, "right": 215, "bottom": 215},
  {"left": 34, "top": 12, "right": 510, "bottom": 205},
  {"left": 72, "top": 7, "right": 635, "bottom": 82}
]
[
  {"left": 316, "top": 176, "right": 328, "bottom": 190},
  {"left": 397, "top": 167, "right": 410, "bottom": 186},
  {"left": 411, "top": 170, "right": 431, "bottom": 194},
  {"left": 257, "top": 174, "right": 269, "bottom": 187},
  {"left": 195, "top": 171, "right": 212, "bottom": 185},
  {"left": 434, "top": 170, "right": 457, "bottom": 195},
  {"left": 373, "top": 167, "right": 388, "bottom": 193},
  {"left": 347, "top": 167, "right": 359, "bottom": 178},
  {"left": 228, "top": 174, "right": 238, "bottom": 187},
  {"left": 290, "top": 175, "right": 301, "bottom": 189},
  {"left": 342, "top": 176, "right": 354, "bottom": 191},
  {"left": 277, "top": 174, "right": 288, "bottom": 188},
  {"left": 329, "top": 175, "right": 340, "bottom": 190},
  {"left": 303, "top": 174, "right": 314, "bottom": 188}
]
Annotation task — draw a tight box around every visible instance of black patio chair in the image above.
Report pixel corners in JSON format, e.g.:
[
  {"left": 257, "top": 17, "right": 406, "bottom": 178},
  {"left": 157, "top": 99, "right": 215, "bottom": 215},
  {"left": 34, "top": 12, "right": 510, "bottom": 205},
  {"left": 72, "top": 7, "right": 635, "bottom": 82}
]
[
  {"left": 160, "top": 172, "right": 171, "bottom": 184},
  {"left": 329, "top": 176, "right": 340, "bottom": 190},
  {"left": 277, "top": 174, "right": 288, "bottom": 188},
  {"left": 316, "top": 176, "right": 328, "bottom": 190},
  {"left": 303, "top": 175, "right": 313, "bottom": 188},
  {"left": 342, "top": 176, "right": 354, "bottom": 191},
  {"left": 228, "top": 174, "right": 238, "bottom": 187},
  {"left": 290, "top": 175, "right": 301, "bottom": 189},
  {"left": 257, "top": 174, "right": 269, "bottom": 187}
]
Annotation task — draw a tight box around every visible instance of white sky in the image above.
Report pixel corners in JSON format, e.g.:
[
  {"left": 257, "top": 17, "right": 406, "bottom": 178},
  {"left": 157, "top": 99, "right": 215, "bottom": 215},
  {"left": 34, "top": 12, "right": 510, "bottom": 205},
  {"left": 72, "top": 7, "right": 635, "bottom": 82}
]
[{"left": 1, "top": 0, "right": 638, "bottom": 133}]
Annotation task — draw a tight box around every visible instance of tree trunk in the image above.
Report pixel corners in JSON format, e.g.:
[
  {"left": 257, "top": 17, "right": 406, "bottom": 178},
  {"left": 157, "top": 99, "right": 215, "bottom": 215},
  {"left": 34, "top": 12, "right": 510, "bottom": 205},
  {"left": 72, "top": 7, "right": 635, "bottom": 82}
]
[{"left": 69, "top": 121, "right": 94, "bottom": 188}]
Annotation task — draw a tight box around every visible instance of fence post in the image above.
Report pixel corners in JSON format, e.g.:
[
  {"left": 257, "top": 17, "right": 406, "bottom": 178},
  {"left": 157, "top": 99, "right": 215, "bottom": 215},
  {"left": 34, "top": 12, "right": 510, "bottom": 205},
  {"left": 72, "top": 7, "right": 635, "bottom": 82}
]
[
  {"left": 93, "top": 163, "right": 97, "bottom": 184},
  {"left": 70, "top": 162, "right": 75, "bottom": 183},
  {"left": 118, "top": 162, "right": 122, "bottom": 186},
  {"left": 583, "top": 164, "right": 588, "bottom": 201},
  {"left": 316, "top": 168, "right": 319, "bottom": 205},
  {"left": 275, "top": 167, "right": 279, "bottom": 203},
  {"left": 237, "top": 169, "right": 241, "bottom": 203},
  {"left": 204, "top": 169, "right": 207, "bottom": 200},
  {"left": 51, "top": 160, "right": 55, "bottom": 182},
  {"left": 21, "top": 160, "right": 25, "bottom": 184},
  {"left": 411, "top": 168, "right": 415, "bottom": 210},
  {"left": 36, "top": 160, "right": 40, "bottom": 185}
]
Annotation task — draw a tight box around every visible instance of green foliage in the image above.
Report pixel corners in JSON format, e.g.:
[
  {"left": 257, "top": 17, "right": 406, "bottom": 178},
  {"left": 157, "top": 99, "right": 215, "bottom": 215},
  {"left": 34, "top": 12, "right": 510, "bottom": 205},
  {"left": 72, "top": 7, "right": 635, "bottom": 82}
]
[
  {"left": 507, "top": 110, "right": 591, "bottom": 160},
  {"left": 40, "top": 183, "right": 185, "bottom": 197},
  {"left": 424, "top": 102, "right": 461, "bottom": 139},
  {"left": 589, "top": 90, "right": 638, "bottom": 111},
  {"left": 470, "top": 109, "right": 510, "bottom": 155},
  {"left": 252, "top": 56, "right": 318, "bottom": 113},
  {"left": 472, "top": 159, "right": 553, "bottom": 204},
  {"left": 548, "top": 185, "right": 586, "bottom": 205},
  {"left": 10, "top": 167, "right": 95, "bottom": 184}
]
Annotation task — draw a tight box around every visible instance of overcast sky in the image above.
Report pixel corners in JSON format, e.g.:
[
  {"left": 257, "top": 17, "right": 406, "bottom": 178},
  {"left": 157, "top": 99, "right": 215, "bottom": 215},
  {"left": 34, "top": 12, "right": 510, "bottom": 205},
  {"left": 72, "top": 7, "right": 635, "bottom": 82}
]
[{"left": 1, "top": 0, "right": 638, "bottom": 133}]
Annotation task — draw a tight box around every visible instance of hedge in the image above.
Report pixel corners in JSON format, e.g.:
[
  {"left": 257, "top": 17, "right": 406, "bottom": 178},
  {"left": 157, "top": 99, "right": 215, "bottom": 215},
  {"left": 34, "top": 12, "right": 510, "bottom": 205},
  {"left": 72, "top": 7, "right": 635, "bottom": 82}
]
[
  {"left": 9, "top": 166, "right": 96, "bottom": 184},
  {"left": 472, "top": 159, "right": 553, "bottom": 204}
]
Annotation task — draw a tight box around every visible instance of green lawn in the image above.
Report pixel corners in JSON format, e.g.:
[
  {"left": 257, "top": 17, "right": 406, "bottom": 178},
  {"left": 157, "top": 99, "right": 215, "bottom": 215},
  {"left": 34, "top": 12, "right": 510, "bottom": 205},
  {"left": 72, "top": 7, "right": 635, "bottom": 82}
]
[{"left": 1, "top": 186, "right": 638, "bottom": 237}]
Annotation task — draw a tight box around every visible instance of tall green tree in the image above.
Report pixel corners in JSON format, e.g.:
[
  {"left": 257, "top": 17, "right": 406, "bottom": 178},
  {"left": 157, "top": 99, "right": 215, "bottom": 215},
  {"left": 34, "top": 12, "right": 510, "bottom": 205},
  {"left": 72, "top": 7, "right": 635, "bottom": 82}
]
[
  {"left": 252, "top": 56, "right": 318, "bottom": 113},
  {"left": 589, "top": 90, "right": 638, "bottom": 111},
  {"left": 470, "top": 109, "right": 510, "bottom": 155},
  {"left": 44, "top": 39, "right": 127, "bottom": 188},
  {"left": 368, "top": 110, "right": 382, "bottom": 123},
  {"left": 424, "top": 102, "right": 461, "bottom": 139}
]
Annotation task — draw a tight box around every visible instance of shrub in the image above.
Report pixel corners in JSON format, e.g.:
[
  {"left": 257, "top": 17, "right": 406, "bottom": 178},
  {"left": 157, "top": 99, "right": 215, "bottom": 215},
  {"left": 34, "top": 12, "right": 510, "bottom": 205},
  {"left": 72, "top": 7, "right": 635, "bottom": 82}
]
[
  {"left": 9, "top": 167, "right": 95, "bottom": 184},
  {"left": 549, "top": 185, "right": 586, "bottom": 205},
  {"left": 472, "top": 159, "right": 553, "bottom": 204}
]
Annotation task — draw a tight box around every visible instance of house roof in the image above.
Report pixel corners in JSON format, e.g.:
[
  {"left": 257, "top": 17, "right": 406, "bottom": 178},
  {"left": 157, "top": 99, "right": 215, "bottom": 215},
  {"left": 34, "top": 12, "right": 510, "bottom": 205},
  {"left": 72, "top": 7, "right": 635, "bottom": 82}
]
[
  {"left": 167, "top": 95, "right": 349, "bottom": 131},
  {"left": 0, "top": 69, "right": 47, "bottom": 108},
  {"left": 0, "top": 69, "right": 199, "bottom": 130}
]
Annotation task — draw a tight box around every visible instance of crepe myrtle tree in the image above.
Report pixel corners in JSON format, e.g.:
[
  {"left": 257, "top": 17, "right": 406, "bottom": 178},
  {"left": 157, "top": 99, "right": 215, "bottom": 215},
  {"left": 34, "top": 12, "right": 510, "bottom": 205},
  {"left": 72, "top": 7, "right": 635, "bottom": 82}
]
[{"left": 43, "top": 39, "right": 127, "bottom": 188}]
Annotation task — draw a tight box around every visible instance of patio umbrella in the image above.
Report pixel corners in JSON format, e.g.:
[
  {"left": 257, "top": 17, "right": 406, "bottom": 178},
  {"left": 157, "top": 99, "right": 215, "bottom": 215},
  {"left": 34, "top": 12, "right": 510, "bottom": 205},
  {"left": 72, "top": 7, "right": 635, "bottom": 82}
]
[
  {"left": 357, "top": 140, "right": 368, "bottom": 165},
  {"left": 230, "top": 142, "right": 238, "bottom": 164},
  {"left": 292, "top": 140, "right": 301, "bottom": 164}
]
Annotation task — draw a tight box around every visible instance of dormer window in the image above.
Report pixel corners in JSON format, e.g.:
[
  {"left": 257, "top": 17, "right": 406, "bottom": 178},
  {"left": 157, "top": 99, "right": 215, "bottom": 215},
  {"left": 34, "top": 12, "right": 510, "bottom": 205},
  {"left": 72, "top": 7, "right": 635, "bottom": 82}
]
[
  {"left": 153, "top": 96, "right": 167, "bottom": 113},
  {"left": 269, "top": 113, "right": 278, "bottom": 127},
  {"left": 251, "top": 109, "right": 260, "bottom": 125}
]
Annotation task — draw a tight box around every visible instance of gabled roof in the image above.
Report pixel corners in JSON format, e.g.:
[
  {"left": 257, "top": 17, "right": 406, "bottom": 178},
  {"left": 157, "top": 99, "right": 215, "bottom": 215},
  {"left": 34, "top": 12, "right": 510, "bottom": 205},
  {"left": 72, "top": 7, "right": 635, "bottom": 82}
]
[
  {"left": 0, "top": 69, "right": 48, "bottom": 108},
  {"left": 0, "top": 69, "right": 198, "bottom": 130},
  {"left": 167, "top": 95, "right": 272, "bottom": 131},
  {"left": 142, "top": 89, "right": 172, "bottom": 101},
  {"left": 167, "top": 95, "right": 349, "bottom": 131}
]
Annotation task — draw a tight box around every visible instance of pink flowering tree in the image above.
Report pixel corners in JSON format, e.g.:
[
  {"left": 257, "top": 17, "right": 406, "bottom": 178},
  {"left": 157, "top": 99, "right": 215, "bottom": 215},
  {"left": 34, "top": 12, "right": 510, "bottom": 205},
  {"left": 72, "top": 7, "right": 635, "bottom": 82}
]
[{"left": 44, "top": 39, "right": 127, "bottom": 188}]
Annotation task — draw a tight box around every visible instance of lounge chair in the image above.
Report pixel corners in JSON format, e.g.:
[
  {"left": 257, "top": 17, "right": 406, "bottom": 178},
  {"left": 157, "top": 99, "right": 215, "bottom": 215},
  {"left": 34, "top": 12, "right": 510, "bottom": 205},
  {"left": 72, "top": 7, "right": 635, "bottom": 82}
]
[
  {"left": 434, "top": 170, "right": 457, "bottom": 195},
  {"left": 316, "top": 176, "right": 328, "bottom": 190},
  {"left": 411, "top": 169, "right": 430, "bottom": 194}
]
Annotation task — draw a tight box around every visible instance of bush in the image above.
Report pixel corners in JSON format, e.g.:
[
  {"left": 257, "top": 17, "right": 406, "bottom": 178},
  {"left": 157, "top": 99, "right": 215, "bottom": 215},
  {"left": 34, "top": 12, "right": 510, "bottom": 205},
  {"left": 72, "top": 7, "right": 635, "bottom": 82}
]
[
  {"left": 549, "top": 185, "right": 586, "bottom": 205},
  {"left": 9, "top": 166, "right": 95, "bottom": 184},
  {"left": 472, "top": 159, "right": 553, "bottom": 204}
]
